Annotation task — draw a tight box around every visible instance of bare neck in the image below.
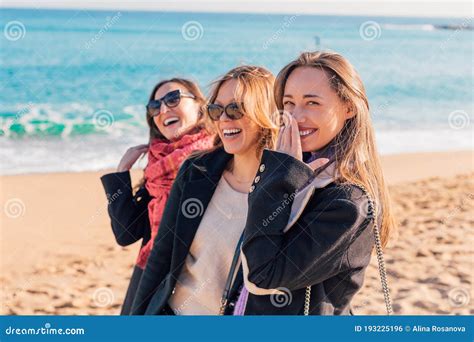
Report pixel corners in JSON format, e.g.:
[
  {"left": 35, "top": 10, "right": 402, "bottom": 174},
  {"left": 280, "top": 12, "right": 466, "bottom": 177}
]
[{"left": 227, "top": 148, "right": 261, "bottom": 183}]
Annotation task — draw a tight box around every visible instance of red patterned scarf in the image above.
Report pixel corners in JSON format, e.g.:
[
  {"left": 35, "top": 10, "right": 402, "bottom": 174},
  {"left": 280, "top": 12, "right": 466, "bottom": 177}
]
[{"left": 135, "top": 129, "right": 214, "bottom": 269}]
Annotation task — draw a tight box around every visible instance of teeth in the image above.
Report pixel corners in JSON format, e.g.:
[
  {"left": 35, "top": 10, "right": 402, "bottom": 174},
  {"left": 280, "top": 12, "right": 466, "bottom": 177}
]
[
  {"left": 223, "top": 128, "right": 242, "bottom": 135},
  {"left": 164, "top": 117, "right": 179, "bottom": 126},
  {"left": 299, "top": 129, "right": 316, "bottom": 137}
]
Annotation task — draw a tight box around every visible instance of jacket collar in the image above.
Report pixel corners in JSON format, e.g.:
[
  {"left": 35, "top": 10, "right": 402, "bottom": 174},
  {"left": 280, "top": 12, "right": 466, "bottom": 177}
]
[
  {"left": 283, "top": 162, "right": 337, "bottom": 233},
  {"left": 185, "top": 146, "right": 233, "bottom": 180}
]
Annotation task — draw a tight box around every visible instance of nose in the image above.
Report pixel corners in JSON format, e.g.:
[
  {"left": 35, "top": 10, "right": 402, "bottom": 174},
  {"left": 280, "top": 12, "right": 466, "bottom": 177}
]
[
  {"left": 160, "top": 102, "right": 169, "bottom": 115},
  {"left": 218, "top": 110, "right": 232, "bottom": 122},
  {"left": 291, "top": 105, "right": 306, "bottom": 123}
]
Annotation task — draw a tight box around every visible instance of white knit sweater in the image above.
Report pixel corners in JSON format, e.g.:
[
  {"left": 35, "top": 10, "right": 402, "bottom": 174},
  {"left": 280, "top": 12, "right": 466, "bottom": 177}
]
[{"left": 168, "top": 176, "right": 248, "bottom": 315}]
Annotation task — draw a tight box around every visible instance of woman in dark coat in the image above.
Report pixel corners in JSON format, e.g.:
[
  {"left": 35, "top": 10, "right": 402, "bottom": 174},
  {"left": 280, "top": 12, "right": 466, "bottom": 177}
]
[
  {"left": 130, "top": 65, "right": 280, "bottom": 315},
  {"left": 100, "top": 78, "right": 214, "bottom": 314},
  {"left": 232, "top": 51, "right": 396, "bottom": 315}
]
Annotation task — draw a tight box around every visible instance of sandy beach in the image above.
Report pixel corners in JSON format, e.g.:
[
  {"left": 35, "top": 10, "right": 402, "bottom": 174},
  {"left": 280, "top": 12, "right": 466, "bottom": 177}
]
[{"left": 1, "top": 150, "right": 472, "bottom": 315}]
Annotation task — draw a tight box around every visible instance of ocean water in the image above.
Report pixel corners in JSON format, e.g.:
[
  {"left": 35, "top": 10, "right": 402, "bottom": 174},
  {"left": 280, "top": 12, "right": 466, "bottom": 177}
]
[{"left": 0, "top": 8, "right": 472, "bottom": 175}]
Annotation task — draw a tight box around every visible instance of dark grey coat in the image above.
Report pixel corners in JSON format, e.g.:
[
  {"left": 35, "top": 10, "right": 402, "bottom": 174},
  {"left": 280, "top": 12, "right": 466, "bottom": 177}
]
[{"left": 240, "top": 149, "right": 375, "bottom": 315}]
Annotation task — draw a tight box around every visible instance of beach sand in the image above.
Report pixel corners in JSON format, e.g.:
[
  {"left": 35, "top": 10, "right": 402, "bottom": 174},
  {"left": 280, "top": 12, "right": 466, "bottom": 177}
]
[{"left": 1, "top": 150, "right": 473, "bottom": 315}]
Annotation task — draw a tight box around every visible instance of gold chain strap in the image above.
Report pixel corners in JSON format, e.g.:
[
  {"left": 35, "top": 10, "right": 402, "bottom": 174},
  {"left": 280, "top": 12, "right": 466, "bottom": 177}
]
[
  {"left": 219, "top": 299, "right": 227, "bottom": 315},
  {"left": 304, "top": 286, "right": 311, "bottom": 315},
  {"left": 304, "top": 184, "right": 393, "bottom": 316},
  {"left": 353, "top": 183, "right": 393, "bottom": 315}
]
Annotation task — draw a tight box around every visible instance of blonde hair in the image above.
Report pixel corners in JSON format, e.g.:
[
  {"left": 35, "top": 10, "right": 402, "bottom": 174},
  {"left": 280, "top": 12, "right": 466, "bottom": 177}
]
[
  {"left": 207, "top": 65, "right": 279, "bottom": 153},
  {"left": 275, "top": 51, "right": 395, "bottom": 248}
]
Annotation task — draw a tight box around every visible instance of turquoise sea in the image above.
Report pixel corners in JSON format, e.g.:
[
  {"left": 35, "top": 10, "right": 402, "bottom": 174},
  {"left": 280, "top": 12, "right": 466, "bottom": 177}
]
[{"left": 0, "top": 8, "right": 472, "bottom": 174}]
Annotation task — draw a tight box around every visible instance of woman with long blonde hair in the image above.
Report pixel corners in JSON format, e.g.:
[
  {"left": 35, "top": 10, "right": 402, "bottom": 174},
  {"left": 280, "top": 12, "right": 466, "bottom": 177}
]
[
  {"left": 131, "top": 65, "right": 279, "bottom": 315},
  {"left": 234, "top": 51, "right": 395, "bottom": 315}
]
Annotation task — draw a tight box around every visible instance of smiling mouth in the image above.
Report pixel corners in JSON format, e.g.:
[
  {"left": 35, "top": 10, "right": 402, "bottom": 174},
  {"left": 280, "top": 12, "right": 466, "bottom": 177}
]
[
  {"left": 222, "top": 128, "right": 242, "bottom": 138},
  {"left": 299, "top": 128, "right": 318, "bottom": 138},
  {"left": 163, "top": 117, "right": 180, "bottom": 127}
]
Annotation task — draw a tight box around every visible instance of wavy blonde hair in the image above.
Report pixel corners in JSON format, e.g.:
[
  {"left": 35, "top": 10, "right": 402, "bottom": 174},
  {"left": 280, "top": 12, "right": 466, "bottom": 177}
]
[
  {"left": 274, "top": 51, "right": 395, "bottom": 247},
  {"left": 207, "top": 65, "right": 279, "bottom": 153}
]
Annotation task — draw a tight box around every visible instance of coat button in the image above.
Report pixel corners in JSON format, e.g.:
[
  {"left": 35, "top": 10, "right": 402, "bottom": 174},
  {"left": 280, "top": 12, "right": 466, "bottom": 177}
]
[
  {"left": 249, "top": 185, "right": 255, "bottom": 193},
  {"left": 254, "top": 176, "right": 260, "bottom": 183},
  {"left": 259, "top": 164, "right": 266, "bottom": 172}
]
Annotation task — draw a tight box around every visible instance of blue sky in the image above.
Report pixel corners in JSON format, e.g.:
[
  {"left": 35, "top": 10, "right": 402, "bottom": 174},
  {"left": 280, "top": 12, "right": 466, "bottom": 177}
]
[{"left": 1, "top": 0, "right": 472, "bottom": 18}]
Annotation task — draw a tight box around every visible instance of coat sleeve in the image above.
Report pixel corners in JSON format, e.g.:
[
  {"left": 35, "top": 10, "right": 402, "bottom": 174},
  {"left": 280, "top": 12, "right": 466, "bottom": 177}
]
[
  {"left": 241, "top": 149, "right": 373, "bottom": 294},
  {"left": 130, "top": 159, "right": 190, "bottom": 315},
  {"left": 100, "top": 171, "right": 151, "bottom": 246}
]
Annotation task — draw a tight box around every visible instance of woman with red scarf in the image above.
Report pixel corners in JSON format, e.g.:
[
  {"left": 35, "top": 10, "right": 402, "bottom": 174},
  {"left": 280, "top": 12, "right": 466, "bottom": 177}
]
[{"left": 100, "top": 78, "right": 214, "bottom": 315}]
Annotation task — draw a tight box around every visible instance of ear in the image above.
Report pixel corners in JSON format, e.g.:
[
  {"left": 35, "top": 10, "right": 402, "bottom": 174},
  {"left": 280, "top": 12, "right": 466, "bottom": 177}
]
[{"left": 344, "top": 103, "right": 355, "bottom": 119}]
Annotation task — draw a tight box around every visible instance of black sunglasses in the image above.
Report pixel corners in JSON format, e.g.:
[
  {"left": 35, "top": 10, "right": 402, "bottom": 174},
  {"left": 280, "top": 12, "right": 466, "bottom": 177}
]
[
  {"left": 146, "top": 89, "right": 196, "bottom": 117},
  {"left": 207, "top": 102, "right": 244, "bottom": 121}
]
